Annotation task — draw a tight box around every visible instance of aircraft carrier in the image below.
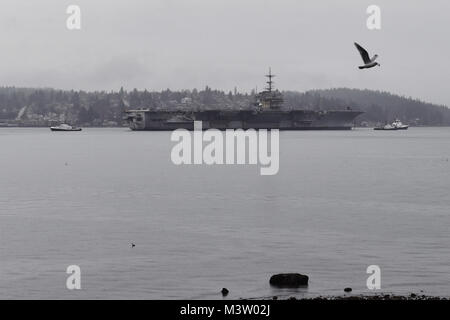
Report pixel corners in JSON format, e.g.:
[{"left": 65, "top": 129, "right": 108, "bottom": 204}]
[{"left": 125, "top": 70, "right": 362, "bottom": 130}]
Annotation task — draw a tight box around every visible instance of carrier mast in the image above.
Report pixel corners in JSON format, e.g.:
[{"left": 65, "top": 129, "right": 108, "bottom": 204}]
[
  {"left": 257, "top": 68, "right": 284, "bottom": 110},
  {"left": 266, "top": 68, "right": 275, "bottom": 92}
]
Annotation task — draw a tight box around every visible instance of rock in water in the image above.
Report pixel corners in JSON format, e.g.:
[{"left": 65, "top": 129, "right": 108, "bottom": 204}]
[
  {"left": 344, "top": 288, "right": 352, "bottom": 293},
  {"left": 269, "top": 273, "right": 309, "bottom": 288},
  {"left": 221, "top": 288, "right": 229, "bottom": 296}
]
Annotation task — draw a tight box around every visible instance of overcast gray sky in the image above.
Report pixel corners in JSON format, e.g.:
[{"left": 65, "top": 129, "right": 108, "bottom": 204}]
[{"left": 0, "top": 0, "right": 449, "bottom": 106}]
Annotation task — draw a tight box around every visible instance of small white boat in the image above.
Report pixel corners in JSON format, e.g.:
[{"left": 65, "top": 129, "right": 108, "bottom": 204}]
[
  {"left": 50, "top": 124, "right": 82, "bottom": 132},
  {"left": 374, "top": 119, "right": 409, "bottom": 131}
]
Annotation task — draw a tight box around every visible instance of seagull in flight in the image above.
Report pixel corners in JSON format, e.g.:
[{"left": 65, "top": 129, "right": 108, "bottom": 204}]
[{"left": 354, "top": 42, "right": 380, "bottom": 69}]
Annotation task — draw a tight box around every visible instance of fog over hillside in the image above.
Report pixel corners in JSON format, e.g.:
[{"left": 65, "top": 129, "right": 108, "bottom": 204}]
[{"left": 1, "top": 1, "right": 450, "bottom": 106}]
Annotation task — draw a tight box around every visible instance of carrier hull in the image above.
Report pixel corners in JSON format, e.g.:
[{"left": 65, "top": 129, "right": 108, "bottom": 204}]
[{"left": 125, "top": 109, "right": 363, "bottom": 131}]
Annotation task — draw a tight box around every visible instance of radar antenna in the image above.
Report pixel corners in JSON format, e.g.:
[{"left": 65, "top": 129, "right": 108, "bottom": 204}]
[{"left": 265, "top": 67, "right": 275, "bottom": 92}]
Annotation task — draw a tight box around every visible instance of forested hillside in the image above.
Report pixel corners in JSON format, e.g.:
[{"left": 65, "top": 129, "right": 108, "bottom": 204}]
[
  {"left": 1, "top": 86, "right": 449, "bottom": 126},
  {"left": 307, "top": 88, "right": 450, "bottom": 125}
]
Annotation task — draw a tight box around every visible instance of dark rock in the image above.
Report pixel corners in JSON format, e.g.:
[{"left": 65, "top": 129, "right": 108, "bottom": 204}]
[
  {"left": 344, "top": 287, "right": 352, "bottom": 293},
  {"left": 410, "top": 293, "right": 417, "bottom": 298},
  {"left": 221, "top": 288, "right": 229, "bottom": 296},
  {"left": 269, "top": 273, "right": 309, "bottom": 288},
  {"left": 272, "top": 296, "right": 278, "bottom": 300}
]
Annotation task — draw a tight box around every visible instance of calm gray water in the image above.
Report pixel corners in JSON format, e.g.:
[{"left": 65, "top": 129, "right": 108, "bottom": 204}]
[{"left": 0, "top": 127, "right": 449, "bottom": 299}]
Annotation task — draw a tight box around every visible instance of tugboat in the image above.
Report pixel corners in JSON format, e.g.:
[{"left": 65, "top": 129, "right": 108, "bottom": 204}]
[
  {"left": 50, "top": 124, "right": 82, "bottom": 132},
  {"left": 374, "top": 119, "right": 409, "bottom": 131}
]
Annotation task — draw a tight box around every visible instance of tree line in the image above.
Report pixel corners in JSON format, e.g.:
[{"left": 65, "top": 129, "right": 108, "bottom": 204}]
[{"left": 0, "top": 86, "right": 449, "bottom": 126}]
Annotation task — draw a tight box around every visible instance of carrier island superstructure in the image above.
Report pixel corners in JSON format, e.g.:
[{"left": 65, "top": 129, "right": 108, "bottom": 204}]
[{"left": 125, "top": 70, "right": 362, "bottom": 130}]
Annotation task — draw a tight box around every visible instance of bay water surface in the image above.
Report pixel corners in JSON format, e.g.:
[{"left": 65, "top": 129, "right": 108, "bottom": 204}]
[{"left": 0, "top": 127, "right": 449, "bottom": 299}]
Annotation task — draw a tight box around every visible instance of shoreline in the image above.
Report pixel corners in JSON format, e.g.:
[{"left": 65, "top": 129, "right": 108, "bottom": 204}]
[{"left": 256, "top": 294, "right": 449, "bottom": 301}]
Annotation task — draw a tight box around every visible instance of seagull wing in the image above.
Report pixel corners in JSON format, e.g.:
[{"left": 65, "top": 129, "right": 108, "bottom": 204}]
[{"left": 354, "top": 42, "right": 371, "bottom": 64}]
